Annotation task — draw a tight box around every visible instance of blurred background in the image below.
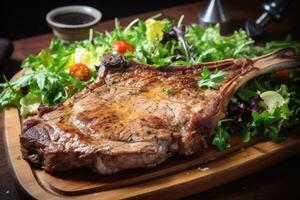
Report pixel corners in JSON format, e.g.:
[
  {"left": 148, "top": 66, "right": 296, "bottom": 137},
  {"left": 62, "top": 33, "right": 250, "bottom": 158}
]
[{"left": 0, "top": 0, "right": 198, "bottom": 40}]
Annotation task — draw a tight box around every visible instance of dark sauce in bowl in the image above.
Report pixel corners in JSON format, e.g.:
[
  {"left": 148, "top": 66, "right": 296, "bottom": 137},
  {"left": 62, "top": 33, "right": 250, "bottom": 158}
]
[{"left": 52, "top": 12, "right": 95, "bottom": 25}]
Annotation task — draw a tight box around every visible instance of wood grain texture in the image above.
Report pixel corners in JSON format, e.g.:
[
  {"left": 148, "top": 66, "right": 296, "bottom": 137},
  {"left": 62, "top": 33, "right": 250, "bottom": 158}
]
[{"left": 3, "top": 106, "right": 300, "bottom": 200}]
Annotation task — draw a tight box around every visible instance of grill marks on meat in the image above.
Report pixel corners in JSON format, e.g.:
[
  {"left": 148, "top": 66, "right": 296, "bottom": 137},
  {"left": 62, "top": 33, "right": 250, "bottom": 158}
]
[{"left": 20, "top": 49, "right": 299, "bottom": 174}]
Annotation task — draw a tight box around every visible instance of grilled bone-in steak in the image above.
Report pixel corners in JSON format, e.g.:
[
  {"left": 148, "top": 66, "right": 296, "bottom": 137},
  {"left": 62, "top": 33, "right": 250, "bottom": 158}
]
[{"left": 20, "top": 49, "right": 299, "bottom": 174}]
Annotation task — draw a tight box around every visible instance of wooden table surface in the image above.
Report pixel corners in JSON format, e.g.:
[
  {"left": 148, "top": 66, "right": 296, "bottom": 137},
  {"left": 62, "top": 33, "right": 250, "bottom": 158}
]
[{"left": 1, "top": 0, "right": 300, "bottom": 199}]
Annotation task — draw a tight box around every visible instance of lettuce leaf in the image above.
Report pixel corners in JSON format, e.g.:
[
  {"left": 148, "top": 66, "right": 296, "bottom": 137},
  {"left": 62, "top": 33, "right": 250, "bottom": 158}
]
[{"left": 20, "top": 92, "right": 41, "bottom": 117}]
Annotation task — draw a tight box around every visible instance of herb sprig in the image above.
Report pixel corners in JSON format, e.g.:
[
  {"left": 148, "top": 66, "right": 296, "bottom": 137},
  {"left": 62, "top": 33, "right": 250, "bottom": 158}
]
[
  {"left": 198, "top": 68, "right": 228, "bottom": 90},
  {"left": 163, "top": 87, "right": 175, "bottom": 94}
]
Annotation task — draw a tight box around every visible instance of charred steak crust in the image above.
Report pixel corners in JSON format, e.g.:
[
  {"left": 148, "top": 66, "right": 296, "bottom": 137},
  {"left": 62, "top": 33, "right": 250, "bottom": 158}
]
[{"left": 20, "top": 49, "right": 299, "bottom": 174}]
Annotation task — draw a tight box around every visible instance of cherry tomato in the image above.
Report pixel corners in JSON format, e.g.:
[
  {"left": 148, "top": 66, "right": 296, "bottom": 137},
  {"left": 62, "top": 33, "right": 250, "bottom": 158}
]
[
  {"left": 112, "top": 40, "right": 134, "bottom": 54},
  {"left": 69, "top": 63, "right": 92, "bottom": 81},
  {"left": 276, "top": 69, "right": 290, "bottom": 80}
]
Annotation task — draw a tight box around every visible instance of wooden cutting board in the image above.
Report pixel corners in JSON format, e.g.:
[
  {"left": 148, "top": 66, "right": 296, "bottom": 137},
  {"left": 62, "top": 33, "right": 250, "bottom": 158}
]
[{"left": 3, "top": 105, "right": 300, "bottom": 199}]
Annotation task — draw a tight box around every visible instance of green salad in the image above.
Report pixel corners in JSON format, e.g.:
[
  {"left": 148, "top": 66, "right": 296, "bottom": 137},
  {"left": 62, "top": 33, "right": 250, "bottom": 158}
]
[
  {"left": 1, "top": 15, "right": 300, "bottom": 150},
  {"left": 213, "top": 71, "right": 300, "bottom": 150}
]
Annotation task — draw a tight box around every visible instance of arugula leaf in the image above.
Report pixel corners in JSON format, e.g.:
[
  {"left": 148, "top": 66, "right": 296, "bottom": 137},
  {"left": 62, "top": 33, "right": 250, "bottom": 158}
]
[
  {"left": 163, "top": 87, "right": 175, "bottom": 94},
  {"left": 198, "top": 68, "right": 228, "bottom": 90},
  {"left": 36, "top": 72, "right": 46, "bottom": 90},
  {"left": 212, "top": 126, "right": 231, "bottom": 150}
]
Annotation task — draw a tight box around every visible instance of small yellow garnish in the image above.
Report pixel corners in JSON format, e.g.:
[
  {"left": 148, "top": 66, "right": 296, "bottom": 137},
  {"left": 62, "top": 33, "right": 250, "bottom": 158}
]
[
  {"left": 67, "top": 47, "right": 105, "bottom": 69},
  {"left": 145, "top": 19, "right": 164, "bottom": 44}
]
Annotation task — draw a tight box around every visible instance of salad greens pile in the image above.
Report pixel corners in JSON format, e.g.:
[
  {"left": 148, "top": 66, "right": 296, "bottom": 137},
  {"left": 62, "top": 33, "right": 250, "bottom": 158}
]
[
  {"left": 213, "top": 69, "right": 300, "bottom": 150},
  {"left": 0, "top": 39, "right": 98, "bottom": 116},
  {"left": 95, "top": 15, "right": 300, "bottom": 66},
  {"left": 0, "top": 15, "right": 300, "bottom": 150}
]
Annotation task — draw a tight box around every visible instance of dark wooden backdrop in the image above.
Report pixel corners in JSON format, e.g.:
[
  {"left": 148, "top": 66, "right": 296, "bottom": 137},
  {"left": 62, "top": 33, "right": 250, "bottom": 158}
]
[{"left": 0, "top": 0, "right": 197, "bottom": 40}]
